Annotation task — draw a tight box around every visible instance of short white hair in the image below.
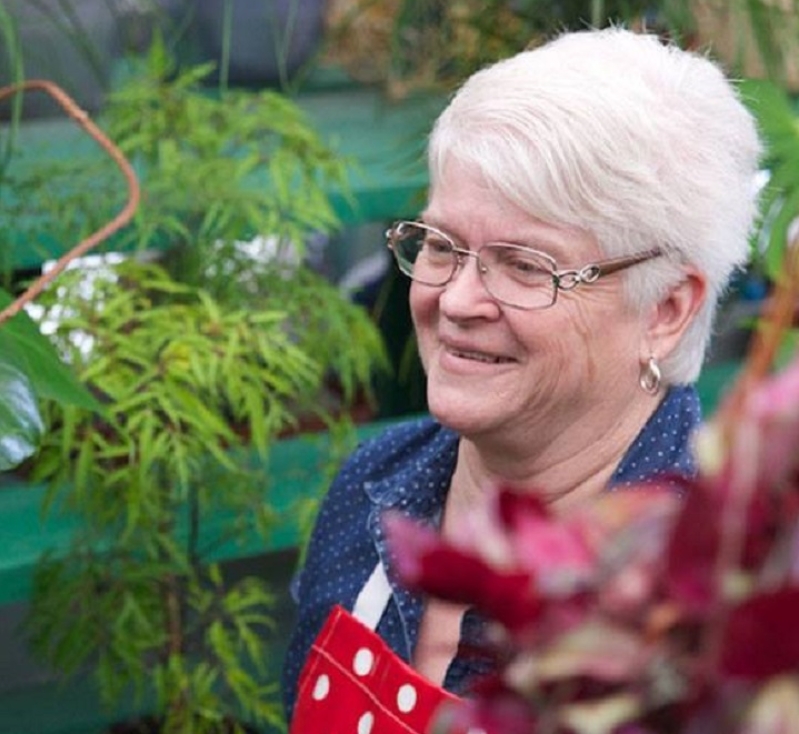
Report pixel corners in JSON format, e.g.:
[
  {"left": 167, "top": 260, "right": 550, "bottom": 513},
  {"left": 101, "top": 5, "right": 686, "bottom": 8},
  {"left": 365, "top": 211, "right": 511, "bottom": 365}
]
[{"left": 428, "top": 27, "right": 763, "bottom": 384}]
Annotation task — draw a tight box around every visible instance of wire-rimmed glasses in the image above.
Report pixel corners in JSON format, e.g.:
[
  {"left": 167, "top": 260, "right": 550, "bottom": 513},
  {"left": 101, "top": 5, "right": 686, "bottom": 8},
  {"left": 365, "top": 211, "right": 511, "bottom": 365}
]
[{"left": 386, "top": 220, "right": 663, "bottom": 310}]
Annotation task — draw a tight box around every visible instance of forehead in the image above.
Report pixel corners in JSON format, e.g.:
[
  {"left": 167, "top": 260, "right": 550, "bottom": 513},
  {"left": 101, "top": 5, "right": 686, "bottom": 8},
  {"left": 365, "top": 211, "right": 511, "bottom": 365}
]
[{"left": 424, "top": 162, "right": 601, "bottom": 263}]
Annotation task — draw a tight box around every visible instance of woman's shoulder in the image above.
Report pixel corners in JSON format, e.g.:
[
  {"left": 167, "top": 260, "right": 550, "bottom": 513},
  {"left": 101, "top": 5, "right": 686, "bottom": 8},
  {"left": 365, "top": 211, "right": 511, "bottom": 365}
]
[
  {"left": 303, "top": 415, "right": 457, "bottom": 576},
  {"left": 354, "top": 414, "right": 456, "bottom": 455},
  {"left": 613, "top": 384, "right": 702, "bottom": 486},
  {"left": 335, "top": 414, "right": 459, "bottom": 487}
]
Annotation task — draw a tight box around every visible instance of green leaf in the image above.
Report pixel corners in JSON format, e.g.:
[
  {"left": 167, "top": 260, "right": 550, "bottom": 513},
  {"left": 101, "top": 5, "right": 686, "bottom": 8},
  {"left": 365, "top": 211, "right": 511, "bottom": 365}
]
[
  {"left": 0, "top": 289, "right": 98, "bottom": 410},
  {"left": 0, "top": 361, "right": 44, "bottom": 470}
]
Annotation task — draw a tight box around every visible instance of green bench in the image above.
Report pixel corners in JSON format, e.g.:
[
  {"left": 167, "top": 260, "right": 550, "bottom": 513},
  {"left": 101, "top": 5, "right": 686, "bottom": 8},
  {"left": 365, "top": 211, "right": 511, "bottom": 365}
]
[{"left": 0, "top": 417, "right": 398, "bottom": 607}]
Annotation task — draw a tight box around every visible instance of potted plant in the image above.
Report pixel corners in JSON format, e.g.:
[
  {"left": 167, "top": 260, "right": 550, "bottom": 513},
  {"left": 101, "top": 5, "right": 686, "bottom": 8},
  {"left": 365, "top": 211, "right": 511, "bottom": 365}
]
[
  {"left": 104, "top": 38, "right": 388, "bottom": 421},
  {"left": 3, "top": 35, "right": 389, "bottom": 418}
]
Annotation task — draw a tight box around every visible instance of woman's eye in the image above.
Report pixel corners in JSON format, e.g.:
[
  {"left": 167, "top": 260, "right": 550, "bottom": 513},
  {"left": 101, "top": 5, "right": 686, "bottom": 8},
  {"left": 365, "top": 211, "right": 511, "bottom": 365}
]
[
  {"left": 497, "top": 252, "right": 548, "bottom": 280},
  {"left": 510, "top": 258, "right": 542, "bottom": 274},
  {"left": 425, "top": 238, "right": 453, "bottom": 256}
]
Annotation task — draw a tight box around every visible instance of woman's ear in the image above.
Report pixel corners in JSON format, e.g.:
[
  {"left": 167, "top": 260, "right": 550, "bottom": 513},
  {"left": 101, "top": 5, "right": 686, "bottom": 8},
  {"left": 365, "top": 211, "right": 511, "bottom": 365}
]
[{"left": 643, "top": 269, "right": 707, "bottom": 360}]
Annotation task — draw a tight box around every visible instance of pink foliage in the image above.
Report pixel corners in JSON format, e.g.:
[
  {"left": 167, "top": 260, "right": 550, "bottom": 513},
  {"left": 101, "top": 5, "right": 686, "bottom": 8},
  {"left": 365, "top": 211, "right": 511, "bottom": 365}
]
[{"left": 385, "top": 353, "right": 799, "bottom": 734}]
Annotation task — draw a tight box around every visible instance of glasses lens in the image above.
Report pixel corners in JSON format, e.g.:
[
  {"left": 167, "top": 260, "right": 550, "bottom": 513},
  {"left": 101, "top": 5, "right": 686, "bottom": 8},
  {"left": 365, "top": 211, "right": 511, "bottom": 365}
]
[
  {"left": 480, "top": 244, "right": 556, "bottom": 309},
  {"left": 391, "top": 223, "right": 456, "bottom": 286}
]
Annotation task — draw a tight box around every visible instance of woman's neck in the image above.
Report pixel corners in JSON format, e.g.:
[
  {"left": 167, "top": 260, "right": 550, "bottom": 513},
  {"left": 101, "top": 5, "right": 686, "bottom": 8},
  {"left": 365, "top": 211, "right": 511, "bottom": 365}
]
[{"left": 446, "top": 391, "right": 664, "bottom": 517}]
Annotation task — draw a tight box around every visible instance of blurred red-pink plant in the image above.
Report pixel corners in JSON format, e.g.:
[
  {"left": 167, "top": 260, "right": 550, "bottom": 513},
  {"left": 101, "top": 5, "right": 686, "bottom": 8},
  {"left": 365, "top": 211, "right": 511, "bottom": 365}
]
[{"left": 385, "top": 253, "right": 799, "bottom": 734}]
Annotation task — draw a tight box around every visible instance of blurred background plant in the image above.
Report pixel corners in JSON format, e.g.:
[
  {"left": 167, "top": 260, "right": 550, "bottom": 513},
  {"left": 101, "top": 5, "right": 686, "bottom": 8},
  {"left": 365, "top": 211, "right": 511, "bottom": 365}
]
[
  {"left": 687, "top": 0, "right": 799, "bottom": 92},
  {"left": 679, "top": 0, "right": 799, "bottom": 364},
  {"left": 0, "top": 16, "right": 388, "bottom": 732},
  {"left": 4, "top": 35, "right": 388, "bottom": 418},
  {"left": 321, "top": 0, "right": 685, "bottom": 99},
  {"left": 0, "top": 67, "right": 139, "bottom": 476}
]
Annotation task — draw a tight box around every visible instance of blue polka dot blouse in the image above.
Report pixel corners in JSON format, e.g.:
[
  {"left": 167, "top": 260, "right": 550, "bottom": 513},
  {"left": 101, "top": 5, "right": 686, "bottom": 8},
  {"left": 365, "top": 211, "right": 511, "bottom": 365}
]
[{"left": 281, "top": 385, "right": 701, "bottom": 721}]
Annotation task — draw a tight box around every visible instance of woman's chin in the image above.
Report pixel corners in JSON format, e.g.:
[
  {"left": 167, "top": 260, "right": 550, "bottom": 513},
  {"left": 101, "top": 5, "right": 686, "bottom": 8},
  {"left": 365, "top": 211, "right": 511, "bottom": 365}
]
[{"left": 427, "top": 393, "right": 492, "bottom": 435}]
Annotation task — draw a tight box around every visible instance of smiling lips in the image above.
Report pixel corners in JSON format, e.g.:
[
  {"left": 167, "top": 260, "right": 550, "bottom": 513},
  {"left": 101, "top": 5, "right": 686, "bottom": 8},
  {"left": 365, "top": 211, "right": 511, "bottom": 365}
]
[{"left": 446, "top": 346, "right": 515, "bottom": 365}]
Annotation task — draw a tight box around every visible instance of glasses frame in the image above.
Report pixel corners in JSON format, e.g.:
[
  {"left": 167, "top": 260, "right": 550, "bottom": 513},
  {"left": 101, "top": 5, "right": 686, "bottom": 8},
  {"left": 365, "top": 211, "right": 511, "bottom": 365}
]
[{"left": 386, "top": 220, "right": 663, "bottom": 310}]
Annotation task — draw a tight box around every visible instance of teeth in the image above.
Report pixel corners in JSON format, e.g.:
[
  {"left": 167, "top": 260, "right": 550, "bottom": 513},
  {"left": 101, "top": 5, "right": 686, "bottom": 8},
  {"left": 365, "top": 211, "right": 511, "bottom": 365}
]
[{"left": 453, "top": 349, "right": 508, "bottom": 364}]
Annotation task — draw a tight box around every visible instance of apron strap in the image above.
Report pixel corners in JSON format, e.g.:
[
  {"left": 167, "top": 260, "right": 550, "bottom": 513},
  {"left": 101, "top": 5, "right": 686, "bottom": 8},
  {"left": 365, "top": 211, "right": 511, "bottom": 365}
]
[{"left": 352, "top": 562, "right": 392, "bottom": 631}]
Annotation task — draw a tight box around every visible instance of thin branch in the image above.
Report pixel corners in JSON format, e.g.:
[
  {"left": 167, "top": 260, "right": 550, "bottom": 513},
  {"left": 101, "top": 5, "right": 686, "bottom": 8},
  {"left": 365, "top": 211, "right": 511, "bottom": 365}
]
[
  {"left": 0, "top": 79, "right": 140, "bottom": 326},
  {"left": 703, "top": 230, "right": 799, "bottom": 675},
  {"left": 718, "top": 235, "right": 799, "bottom": 429}
]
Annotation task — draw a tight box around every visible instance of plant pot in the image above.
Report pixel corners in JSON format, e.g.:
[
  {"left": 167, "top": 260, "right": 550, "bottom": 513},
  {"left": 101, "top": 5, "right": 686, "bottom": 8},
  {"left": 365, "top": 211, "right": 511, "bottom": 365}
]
[
  {"left": 191, "top": 0, "right": 326, "bottom": 87},
  {"left": 0, "top": 0, "right": 121, "bottom": 119}
]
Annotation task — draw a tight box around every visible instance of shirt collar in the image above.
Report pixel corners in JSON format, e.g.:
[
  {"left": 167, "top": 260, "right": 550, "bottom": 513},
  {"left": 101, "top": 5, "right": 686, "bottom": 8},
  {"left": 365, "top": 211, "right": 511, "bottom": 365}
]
[
  {"left": 363, "top": 422, "right": 458, "bottom": 521},
  {"left": 362, "top": 383, "right": 701, "bottom": 515}
]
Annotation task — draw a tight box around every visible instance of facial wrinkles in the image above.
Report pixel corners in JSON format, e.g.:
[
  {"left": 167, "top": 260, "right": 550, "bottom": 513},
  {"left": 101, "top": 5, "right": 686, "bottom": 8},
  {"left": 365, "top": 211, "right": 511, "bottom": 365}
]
[
  {"left": 477, "top": 340, "right": 635, "bottom": 493},
  {"left": 465, "top": 365, "right": 585, "bottom": 486},
  {"left": 423, "top": 297, "right": 561, "bottom": 442},
  {"left": 559, "top": 277, "right": 638, "bottom": 386},
  {"left": 568, "top": 296, "right": 599, "bottom": 385},
  {"left": 491, "top": 323, "right": 573, "bottom": 434},
  {"left": 425, "top": 174, "right": 540, "bottom": 253}
]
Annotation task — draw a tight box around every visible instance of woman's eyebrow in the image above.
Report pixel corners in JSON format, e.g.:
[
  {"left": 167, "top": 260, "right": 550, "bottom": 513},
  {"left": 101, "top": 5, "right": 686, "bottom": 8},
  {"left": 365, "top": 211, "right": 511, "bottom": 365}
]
[{"left": 417, "top": 216, "right": 573, "bottom": 261}]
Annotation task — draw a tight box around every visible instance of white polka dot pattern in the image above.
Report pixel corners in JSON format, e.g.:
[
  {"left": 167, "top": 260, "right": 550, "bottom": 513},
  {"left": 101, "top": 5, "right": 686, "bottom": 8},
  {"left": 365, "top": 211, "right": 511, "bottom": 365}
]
[
  {"left": 353, "top": 648, "right": 374, "bottom": 676},
  {"left": 358, "top": 711, "right": 374, "bottom": 734},
  {"left": 397, "top": 683, "right": 417, "bottom": 713},
  {"left": 312, "top": 674, "right": 330, "bottom": 701},
  {"left": 289, "top": 606, "right": 461, "bottom": 734}
]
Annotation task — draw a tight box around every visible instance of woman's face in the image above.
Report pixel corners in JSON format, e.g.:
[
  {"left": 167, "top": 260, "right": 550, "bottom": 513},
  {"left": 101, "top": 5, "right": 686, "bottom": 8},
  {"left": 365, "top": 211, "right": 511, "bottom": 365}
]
[{"left": 411, "top": 161, "right": 648, "bottom": 441}]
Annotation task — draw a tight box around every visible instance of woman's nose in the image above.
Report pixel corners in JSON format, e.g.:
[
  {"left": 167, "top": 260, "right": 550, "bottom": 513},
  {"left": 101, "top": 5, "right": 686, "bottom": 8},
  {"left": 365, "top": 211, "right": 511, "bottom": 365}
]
[{"left": 438, "top": 253, "right": 500, "bottom": 319}]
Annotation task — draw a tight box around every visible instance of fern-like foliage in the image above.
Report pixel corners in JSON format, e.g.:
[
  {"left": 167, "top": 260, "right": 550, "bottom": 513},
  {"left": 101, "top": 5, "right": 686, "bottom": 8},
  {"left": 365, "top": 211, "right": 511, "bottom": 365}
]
[{"left": 23, "top": 260, "right": 332, "bottom": 731}]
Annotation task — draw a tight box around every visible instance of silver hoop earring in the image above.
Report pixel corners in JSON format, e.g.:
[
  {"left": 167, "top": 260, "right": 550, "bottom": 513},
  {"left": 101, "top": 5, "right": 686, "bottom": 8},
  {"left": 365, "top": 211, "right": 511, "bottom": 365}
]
[{"left": 639, "top": 356, "right": 661, "bottom": 395}]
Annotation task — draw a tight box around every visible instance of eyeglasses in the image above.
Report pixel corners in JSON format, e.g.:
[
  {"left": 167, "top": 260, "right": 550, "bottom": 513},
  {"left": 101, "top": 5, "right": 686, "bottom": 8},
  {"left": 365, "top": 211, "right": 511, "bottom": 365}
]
[{"left": 385, "top": 220, "right": 663, "bottom": 310}]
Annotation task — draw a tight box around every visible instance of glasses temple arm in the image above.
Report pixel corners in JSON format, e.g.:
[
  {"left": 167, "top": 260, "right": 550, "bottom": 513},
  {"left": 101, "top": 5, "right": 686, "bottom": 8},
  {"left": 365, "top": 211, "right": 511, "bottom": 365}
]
[{"left": 594, "top": 248, "right": 663, "bottom": 276}]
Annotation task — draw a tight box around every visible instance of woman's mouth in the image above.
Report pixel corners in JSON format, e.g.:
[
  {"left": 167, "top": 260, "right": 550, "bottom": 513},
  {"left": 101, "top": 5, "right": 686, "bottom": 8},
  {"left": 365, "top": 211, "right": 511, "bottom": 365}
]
[{"left": 449, "top": 348, "right": 514, "bottom": 365}]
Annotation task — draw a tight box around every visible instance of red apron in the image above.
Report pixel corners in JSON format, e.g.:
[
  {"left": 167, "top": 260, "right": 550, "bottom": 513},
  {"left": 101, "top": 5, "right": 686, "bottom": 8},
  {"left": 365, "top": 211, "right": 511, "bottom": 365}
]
[{"left": 290, "top": 563, "right": 460, "bottom": 734}]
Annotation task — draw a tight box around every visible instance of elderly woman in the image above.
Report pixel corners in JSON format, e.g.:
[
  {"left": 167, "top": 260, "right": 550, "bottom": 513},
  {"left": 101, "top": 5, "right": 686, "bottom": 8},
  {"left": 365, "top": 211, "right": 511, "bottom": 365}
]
[{"left": 282, "top": 27, "right": 762, "bottom": 734}]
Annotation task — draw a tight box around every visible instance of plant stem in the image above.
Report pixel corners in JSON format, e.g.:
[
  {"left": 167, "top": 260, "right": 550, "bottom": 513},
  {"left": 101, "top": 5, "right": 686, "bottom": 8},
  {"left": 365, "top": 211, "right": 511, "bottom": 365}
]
[
  {"left": 166, "top": 573, "right": 183, "bottom": 656},
  {"left": 220, "top": 0, "right": 232, "bottom": 93},
  {"left": 591, "top": 0, "right": 605, "bottom": 27},
  {"left": 0, "top": 80, "right": 140, "bottom": 326}
]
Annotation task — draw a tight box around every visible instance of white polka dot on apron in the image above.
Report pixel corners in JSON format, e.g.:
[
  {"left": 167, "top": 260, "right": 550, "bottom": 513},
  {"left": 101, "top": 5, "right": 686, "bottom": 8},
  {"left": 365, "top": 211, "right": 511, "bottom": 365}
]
[
  {"left": 312, "top": 674, "right": 330, "bottom": 701},
  {"left": 396, "top": 683, "right": 417, "bottom": 713},
  {"left": 353, "top": 647, "right": 374, "bottom": 676},
  {"left": 358, "top": 711, "right": 374, "bottom": 734}
]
